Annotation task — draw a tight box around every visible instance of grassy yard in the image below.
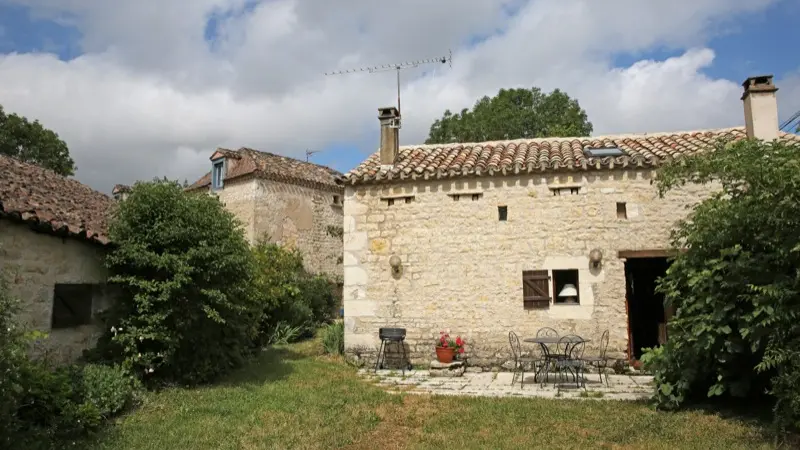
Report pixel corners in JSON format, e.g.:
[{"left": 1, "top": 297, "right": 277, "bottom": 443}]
[{"left": 88, "top": 339, "right": 782, "bottom": 450}]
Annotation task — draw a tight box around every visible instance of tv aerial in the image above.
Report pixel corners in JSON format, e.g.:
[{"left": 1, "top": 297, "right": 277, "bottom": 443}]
[
  {"left": 305, "top": 149, "right": 320, "bottom": 162},
  {"left": 324, "top": 50, "right": 453, "bottom": 127}
]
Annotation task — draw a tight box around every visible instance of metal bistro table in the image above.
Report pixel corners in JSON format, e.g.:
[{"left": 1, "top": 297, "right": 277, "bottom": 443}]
[{"left": 523, "top": 336, "right": 590, "bottom": 383}]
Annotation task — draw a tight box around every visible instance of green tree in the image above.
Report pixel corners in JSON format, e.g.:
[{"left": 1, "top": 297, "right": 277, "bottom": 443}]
[
  {"left": 425, "top": 87, "right": 593, "bottom": 144},
  {"left": 0, "top": 105, "right": 75, "bottom": 175},
  {"left": 103, "top": 180, "right": 261, "bottom": 385},
  {"left": 643, "top": 138, "right": 800, "bottom": 431}
]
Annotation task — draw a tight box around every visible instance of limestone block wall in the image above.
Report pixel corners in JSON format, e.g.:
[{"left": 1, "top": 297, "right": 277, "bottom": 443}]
[
  {"left": 343, "top": 170, "right": 712, "bottom": 366},
  {"left": 252, "top": 179, "right": 343, "bottom": 279},
  {"left": 215, "top": 178, "right": 260, "bottom": 244},
  {"left": 214, "top": 177, "right": 344, "bottom": 279},
  {"left": 0, "top": 220, "right": 114, "bottom": 364}
]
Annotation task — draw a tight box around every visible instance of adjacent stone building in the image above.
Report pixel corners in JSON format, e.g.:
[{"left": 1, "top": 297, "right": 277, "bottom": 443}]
[
  {"left": 342, "top": 75, "right": 800, "bottom": 366},
  {"left": 187, "top": 148, "right": 345, "bottom": 279},
  {"left": 0, "top": 155, "right": 115, "bottom": 364}
]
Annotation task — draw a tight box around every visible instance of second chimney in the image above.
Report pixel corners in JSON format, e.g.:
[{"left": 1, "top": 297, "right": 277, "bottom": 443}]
[
  {"left": 378, "top": 106, "right": 400, "bottom": 165},
  {"left": 742, "top": 75, "right": 779, "bottom": 140}
]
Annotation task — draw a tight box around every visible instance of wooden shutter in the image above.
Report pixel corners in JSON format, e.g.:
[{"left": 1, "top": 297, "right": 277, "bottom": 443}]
[{"left": 522, "top": 270, "right": 551, "bottom": 309}]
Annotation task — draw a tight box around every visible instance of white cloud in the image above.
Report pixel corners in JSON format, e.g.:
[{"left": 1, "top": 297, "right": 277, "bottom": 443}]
[{"left": 0, "top": 0, "right": 796, "bottom": 192}]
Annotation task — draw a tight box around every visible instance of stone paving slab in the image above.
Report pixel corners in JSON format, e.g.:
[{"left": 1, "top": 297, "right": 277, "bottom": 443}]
[{"left": 359, "top": 369, "right": 653, "bottom": 401}]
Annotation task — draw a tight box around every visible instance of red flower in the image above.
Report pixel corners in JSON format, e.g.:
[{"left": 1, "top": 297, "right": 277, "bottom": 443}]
[
  {"left": 458, "top": 347, "right": 465, "bottom": 354},
  {"left": 456, "top": 337, "right": 463, "bottom": 346}
]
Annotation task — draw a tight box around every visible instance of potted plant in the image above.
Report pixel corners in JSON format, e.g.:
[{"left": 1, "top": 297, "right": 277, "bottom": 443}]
[{"left": 435, "top": 331, "right": 465, "bottom": 363}]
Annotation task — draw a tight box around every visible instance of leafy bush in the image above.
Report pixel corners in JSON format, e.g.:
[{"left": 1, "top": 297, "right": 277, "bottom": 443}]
[
  {"left": 252, "top": 241, "right": 338, "bottom": 343},
  {"left": 650, "top": 138, "right": 800, "bottom": 429},
  {"left": 0, "top": 267, "right": 138, "bottom": 448},
  {"left": 0, "top": 267, "right": 31, "bottom": 446},
  {"left": 267, "top": 321, "right": 305, "bottom": 345},
  {"left": 321, "top": 321, "right": 345, "bottom": 355},
  {"left": 80, "top": 364, "right": 141, "bottom": 419},
  {"left": 102, "top": 180, "right": 262, "bottom": 385}
]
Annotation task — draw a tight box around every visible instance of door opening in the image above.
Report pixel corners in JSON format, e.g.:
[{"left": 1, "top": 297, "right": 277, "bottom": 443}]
[{"left": 625, "top": 257, "right": 672, "bottom": 361}]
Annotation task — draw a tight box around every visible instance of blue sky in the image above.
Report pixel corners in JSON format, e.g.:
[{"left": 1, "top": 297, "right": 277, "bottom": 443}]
[{"left": 0, "top": 1, "right": 798, "bottom": 189}]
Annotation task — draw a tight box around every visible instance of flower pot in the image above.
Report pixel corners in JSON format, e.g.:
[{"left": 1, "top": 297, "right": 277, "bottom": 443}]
[{"left": 436, "top": 346, "right": 455, "bottom": 363}]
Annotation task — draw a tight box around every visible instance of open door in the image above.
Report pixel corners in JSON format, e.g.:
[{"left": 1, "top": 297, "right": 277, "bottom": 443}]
[{"left": 625, "top": 257, "right": 671, "bottom": 361}]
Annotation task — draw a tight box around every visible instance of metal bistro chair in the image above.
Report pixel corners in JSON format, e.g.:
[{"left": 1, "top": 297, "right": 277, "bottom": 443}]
[
  {"left": 582, "top": 330, "right": 611, "bottom": 386},
  {"left": 536, "top": 327, "right": 560, "bottom": 385},
  {"left": 553, "top": 335, "right": 587, "bottom": 390},
  {"left": 508, "top": 331, "right": 537, "bottom": 389}
]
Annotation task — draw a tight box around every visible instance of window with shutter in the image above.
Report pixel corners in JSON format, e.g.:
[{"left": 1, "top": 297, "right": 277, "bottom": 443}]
[{"left": 522, "top": 270, "right": 551, "bottom": 309}]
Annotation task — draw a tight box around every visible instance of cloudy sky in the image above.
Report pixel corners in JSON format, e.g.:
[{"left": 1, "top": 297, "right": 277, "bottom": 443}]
[{"left": 0, "top": 0, "right": 798, "bottom": 193}]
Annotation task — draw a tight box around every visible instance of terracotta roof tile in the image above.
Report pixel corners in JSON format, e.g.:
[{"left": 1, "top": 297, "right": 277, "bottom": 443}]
[
  {"left": 187, "top": 148, "right": 344, "bottom": 192},
  {"left": 0, "top": 155, "right": 112, "bottom": 244},
  {"left": 345, "top": 127, "right": 800, "bottom": 185}
]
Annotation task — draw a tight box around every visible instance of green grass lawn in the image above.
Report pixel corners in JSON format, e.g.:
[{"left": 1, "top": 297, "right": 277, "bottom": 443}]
[{"left": 88, "top": 339, "right": 783, "bottom": 450}]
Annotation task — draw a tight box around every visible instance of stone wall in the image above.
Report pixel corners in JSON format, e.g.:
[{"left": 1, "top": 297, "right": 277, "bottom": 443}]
[
  {"left": 214, "top": 177, "right": 344, "bottom": 279},
  {"left": 343, "top": 170, "right": 712, "bottom": 366},
  {"left": 215, "top": 177, "right": 260, "bottom": 244},
  {"left": 0, "top": 220, "right": 114, "bottom": 364},
  {"left": 252, "top": 179, "right": 343, "bottom": 278}
]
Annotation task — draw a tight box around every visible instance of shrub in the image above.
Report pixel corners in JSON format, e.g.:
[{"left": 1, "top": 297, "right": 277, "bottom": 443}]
[
  {"left": 0, "top": 269, "right": 138, "bottom": 448},
  {"left": 103, "top": 180, "right": 262, "bottom": 385},
  {"left": 252, "top": 241, "right": 338, "bottom": 343},
  {"left": 80, "top": 364, "right": 141, "bottom": 419},
  {"left": 321, "top": 321, "right": 345, "bottom": 355},
  {"left": 651, "top": 138, "right": 800, "bottom": 429},
  {"left": 0, "top": 267, "right": 31, "bottom": 446}
]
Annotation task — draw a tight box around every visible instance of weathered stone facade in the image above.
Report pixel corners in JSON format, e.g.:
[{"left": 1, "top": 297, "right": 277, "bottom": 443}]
[
  {"left": 215, "top": 177, "right": 344, "bottom": 278},
  {"left": 0, "top": 220, "right": 114, "bottom": 364},
  {"left": 343, "top": 170, "right": 712, "bottom": 366}
]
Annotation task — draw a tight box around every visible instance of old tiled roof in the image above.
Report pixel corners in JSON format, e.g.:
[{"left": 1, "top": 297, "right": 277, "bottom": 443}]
[
  {"left": 0, "top": 155, "right": 112, "bottom": 244},
  {"left": 187, "top": 147, "right": 344, "bottom": 192},
  {"left": 344, "top": 127, "right": 800, "bottom": 185}
]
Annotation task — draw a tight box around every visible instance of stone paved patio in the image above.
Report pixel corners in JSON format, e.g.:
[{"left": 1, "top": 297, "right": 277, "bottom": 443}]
[{"left": 359, "top": 369, "right": 654, "bottom": 401}]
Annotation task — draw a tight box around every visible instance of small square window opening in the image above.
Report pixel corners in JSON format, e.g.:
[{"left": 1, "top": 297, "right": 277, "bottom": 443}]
[
  {"left": 472, "top": 193, "right": 482, "bottom": 201},
  {"left": 617, "top": 202, "right": 628, "bottom": 219},
  {"left": 404, "top": 197, "right": 413, "bottom": 204},
  {"left": 51, "top": 284, "right": 94, "bottom": 329},
  {"left": 332, "top": 195, "right": 340, "bottom": 205},
  {"left": 498, "top": 206, "right": 508, "bottom": 221},
  {"left": 453, "top": 195, "right": 460, "bottom": 201},
  {"left": 387, "top": 198, "right": 395, "bottom": 206},
  {"left": 552, "top": 270, "right": 580, "bottom": 304}
]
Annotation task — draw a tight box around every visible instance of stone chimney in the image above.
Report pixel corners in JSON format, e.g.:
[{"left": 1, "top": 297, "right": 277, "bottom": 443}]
[
  {"left": 378, "top": 106, "right": 400, "bottom": 165},
  {"left": 742, "top": 75, "right": 779, "bottom": 140}
]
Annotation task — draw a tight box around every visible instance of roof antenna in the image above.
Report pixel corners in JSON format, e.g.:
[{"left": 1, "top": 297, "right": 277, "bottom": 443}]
[
  {"left": 325, "top": 50, "right": 452, "bottom": 128},
  {"left": 305, "top": 149, "right": 320, "bottom": 162}
]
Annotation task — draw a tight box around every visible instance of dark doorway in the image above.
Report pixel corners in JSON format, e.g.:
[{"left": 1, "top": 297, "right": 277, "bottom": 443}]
[{"left": 625, "top": 257, "right": 672, "bottom": 360}]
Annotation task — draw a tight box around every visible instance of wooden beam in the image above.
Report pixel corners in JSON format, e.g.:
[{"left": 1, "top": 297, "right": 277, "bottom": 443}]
[{"left": 617, "top": 249, "right": 678, "bottom": 259}]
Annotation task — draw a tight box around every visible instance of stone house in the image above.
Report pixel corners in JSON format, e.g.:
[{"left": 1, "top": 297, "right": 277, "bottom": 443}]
[
  {"left": 187, "top": 148, "right": 345, "bottom": 279},
  {"left": 342, "top": 75, "right": 800, "bottom": 366},
  {"left": 0, "top": 155, "right": 116, "bottom": 364}
]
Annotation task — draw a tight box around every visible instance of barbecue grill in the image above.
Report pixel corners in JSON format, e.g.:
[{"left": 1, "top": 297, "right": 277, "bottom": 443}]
[{"left": 375, "top": 327, "right": 412, "bottom": 375}]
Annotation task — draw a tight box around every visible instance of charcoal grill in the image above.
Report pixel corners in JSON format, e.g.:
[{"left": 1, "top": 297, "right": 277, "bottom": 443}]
[{"left": 375, "top": 327, "right": 412, "bottom": 374}]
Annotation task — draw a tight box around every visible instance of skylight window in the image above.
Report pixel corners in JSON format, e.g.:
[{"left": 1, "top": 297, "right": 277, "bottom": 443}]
[{"left": 584, "top": 147, "right": 625, "bottom": 157}]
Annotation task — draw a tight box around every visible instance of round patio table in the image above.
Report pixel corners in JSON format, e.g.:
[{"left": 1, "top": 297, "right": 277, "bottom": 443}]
[{"left": 523, "top": 336, "right": 590, "bottom": 383}]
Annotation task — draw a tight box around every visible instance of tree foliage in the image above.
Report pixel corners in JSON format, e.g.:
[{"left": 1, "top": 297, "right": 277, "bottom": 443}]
[
  {"left": 102, "top": 180, "right": 261, "bottom": 385},
  {"left": 425, "top": 87, "right": 593, "bottom": 144},
  {"left": 0, "top": 105, "right": 75, "bottom": 176},
  {"left": 643, "top": 138, "right": 800, "bottom": 431}
]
